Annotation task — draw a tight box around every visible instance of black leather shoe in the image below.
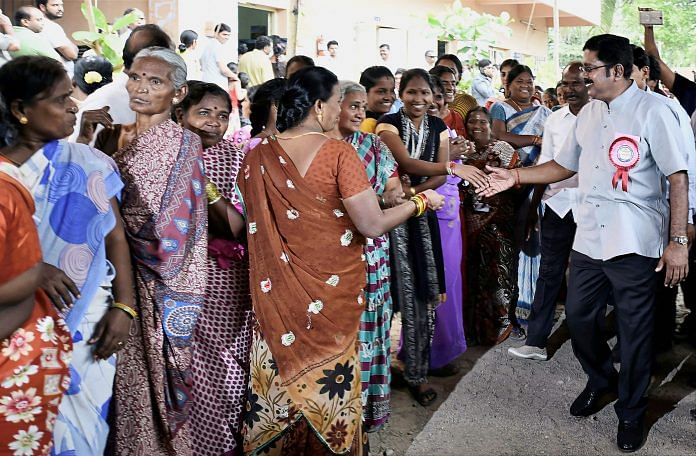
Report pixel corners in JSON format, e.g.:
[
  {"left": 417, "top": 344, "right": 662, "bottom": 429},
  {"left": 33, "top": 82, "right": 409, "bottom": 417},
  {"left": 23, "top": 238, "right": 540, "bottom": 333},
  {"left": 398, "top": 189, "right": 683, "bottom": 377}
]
[
  {"left": 617, "top": 419, "right": 645, "bottom": 453},
  {"left": 569, "top": 385, "right": 616, "bottom": 417}
]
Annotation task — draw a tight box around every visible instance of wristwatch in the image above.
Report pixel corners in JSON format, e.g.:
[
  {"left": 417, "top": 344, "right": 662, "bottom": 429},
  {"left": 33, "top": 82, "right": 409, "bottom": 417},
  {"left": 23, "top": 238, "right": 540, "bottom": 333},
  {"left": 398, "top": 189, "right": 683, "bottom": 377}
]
[{"left": 670, "top": 235, "right": 688, "bottom": 245}]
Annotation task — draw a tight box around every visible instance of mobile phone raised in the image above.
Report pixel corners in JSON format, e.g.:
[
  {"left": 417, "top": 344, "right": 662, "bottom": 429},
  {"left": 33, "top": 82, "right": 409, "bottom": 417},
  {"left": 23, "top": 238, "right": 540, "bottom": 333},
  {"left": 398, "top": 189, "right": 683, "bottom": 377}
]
[{"left": 639, "top": 8, "right": 663, "bottom": 26}]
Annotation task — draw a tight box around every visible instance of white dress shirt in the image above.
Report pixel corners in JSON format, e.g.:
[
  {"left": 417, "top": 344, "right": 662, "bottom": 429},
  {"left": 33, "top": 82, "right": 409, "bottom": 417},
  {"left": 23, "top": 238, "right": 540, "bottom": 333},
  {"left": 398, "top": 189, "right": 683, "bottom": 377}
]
[
  {"left": 556, "top": 82, "right": 688, "bottom": 261},
  {"left": 41, "top": 20, "right": 74, "bottom": 76},
  {"left": 647, "top": 90, "right": 696, "bottom": 223},
  {"left": 538, "top": 105, "right": 579, "bottom": 218},
  {"left": 68, "top": 72, "right": 135, "bottom": 145}
]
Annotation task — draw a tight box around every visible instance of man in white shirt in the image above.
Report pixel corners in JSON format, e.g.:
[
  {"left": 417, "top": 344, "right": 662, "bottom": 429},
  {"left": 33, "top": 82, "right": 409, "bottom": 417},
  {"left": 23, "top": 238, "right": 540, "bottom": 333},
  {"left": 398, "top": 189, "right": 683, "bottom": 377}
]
[
  {"left": 37, "top": 0, "right": 77, "bottom": 76},
  {"left": 482, "top": 35, "right": 689, "bottom": 452},
  {"left": 69, "top": 24, "right": 173, "bottom": 145},
  {"left": 509, "top": 62, "right": 589, "bottom": 361},
  {"left": 317, "top": 39, "right": 345, "bottom": 79}
]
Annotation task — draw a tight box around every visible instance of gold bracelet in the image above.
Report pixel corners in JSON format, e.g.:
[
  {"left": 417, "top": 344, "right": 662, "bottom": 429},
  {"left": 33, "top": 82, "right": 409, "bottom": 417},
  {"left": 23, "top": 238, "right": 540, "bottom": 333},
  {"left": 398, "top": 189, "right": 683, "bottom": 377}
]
[
  {"left": 111, "top": 302, "right": 138, "bottom": 319},
  {"left": 410, "top": 194, "right": 427, "bottom": 217},
  {"left": 205, "top": 180, "right": 223, "bottom": 205},
  {"left": 409, "top": 187, "right": 416, "bottom": 197}
]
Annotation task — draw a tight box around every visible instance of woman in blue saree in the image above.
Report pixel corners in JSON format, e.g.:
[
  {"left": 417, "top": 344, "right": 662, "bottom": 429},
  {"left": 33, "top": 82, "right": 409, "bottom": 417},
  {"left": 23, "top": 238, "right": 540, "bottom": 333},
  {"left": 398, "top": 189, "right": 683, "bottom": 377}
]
[{"left": 490, "top": 65, "right": 551, "bottom": 340}]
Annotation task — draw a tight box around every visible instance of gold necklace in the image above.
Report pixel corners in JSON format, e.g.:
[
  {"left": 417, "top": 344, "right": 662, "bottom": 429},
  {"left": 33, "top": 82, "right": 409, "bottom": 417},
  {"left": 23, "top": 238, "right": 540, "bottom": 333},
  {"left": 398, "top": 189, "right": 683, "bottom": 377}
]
[
  {"left": 275, "top": 131, "right": 327, "bottom": 140},
  {"left": 507, "top": 98, "right": 531, "bottom": 112}
]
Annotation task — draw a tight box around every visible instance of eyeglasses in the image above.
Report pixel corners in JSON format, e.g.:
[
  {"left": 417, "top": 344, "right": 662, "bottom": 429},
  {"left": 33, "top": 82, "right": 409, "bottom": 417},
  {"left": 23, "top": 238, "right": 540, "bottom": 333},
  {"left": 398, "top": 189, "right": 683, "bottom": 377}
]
[
  {"left": 426, "top": 55, "right": 436, "bottom": 59},
  {"left": 579, "top": 64, "right": 612, "bottom": 73}
]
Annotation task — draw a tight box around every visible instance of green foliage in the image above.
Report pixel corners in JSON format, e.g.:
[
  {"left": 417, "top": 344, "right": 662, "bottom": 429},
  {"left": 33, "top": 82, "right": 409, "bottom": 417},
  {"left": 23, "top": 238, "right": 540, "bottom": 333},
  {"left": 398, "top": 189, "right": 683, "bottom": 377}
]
[
  {"left": 427, "top": 0, "right": 512, "bottom": 65},
  {"left": 71, "top": 1, "right": 138, "bottom": 69},
  {"left": 548, "top": 0, "right": 696, "bottom": 72}
]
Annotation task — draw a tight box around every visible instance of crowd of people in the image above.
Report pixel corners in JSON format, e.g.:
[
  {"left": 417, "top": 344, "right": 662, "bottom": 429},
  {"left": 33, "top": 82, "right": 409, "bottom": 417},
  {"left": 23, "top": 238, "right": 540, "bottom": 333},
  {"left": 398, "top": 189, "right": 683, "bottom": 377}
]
[{"left": 0, "top": 2, "right": 694, "bottom": 456}]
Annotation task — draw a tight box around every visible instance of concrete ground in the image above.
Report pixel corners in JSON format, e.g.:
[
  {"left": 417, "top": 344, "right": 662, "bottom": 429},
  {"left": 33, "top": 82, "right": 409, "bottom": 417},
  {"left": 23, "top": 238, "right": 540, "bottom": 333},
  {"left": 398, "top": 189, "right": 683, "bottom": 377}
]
[{"left": 372, "top": 309, "right": 696, "bottom": 456}]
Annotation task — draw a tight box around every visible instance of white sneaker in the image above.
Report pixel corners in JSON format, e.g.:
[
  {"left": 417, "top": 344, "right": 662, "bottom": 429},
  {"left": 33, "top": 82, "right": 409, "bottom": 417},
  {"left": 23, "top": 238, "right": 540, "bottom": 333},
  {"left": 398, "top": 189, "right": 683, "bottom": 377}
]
[{"left": 508, "top": 345, "right": 547, "bottom": 361}]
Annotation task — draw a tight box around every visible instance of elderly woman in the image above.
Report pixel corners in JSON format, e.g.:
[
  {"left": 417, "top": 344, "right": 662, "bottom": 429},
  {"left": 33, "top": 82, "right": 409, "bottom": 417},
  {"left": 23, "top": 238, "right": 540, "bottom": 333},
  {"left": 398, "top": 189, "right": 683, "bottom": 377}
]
[
  {"left": 100, "top": 47, "right": 207, "bottom": 454},
  {"left": 0, "top": 57, "right": 74, "bottom": 456},
  {"left": 0, "top": 56, "right": 134, "bottom": 455},
  {"left": 174, "top": 81, "right": 253, "bottom": 455},
  {"left": 328, "top": 80, "right": 403, "bottom": 432},
  {"left": 230, "top": 66, "right": 444, "bottom": 454}
]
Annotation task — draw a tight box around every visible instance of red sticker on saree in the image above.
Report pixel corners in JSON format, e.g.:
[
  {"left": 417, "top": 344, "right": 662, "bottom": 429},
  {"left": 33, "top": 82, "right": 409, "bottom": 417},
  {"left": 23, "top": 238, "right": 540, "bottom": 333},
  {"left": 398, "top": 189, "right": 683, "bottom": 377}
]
[{"left": 608, "top": 134, "right": 639, "bottom": 192}]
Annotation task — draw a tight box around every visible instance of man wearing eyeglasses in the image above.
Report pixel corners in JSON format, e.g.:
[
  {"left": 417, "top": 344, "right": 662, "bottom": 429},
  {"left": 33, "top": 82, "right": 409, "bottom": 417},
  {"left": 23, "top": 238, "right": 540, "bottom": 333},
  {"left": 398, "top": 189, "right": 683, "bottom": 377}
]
[
  {"left": 509, "top": 61, "right": 588, "bottom": 362},
  {"left": 480, "top": 34, "right": 689, "bottom": 453},
  {"left": 424, "top": 50, "right": 436, "bottom": 70}
]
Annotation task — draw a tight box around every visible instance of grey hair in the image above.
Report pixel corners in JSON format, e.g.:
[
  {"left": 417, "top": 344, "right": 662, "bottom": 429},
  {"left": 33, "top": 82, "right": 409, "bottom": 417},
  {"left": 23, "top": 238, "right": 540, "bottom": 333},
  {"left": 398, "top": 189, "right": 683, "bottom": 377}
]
[
  {"left": 339, "top": 80, "right": 366, "bottom": 98},
  {"left": 133, "top": 46, "right": 188, "bottom": 89}
]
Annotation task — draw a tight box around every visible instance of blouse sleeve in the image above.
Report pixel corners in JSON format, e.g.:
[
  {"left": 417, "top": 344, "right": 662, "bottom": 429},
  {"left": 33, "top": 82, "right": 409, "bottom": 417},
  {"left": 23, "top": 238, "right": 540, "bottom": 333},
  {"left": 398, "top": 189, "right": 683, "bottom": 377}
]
[
  {"left": 489, "top": 103, "right": 507, "bottom": 122},
  {"left": 335, "top": 141, "right": 371, "bottom": 199}
]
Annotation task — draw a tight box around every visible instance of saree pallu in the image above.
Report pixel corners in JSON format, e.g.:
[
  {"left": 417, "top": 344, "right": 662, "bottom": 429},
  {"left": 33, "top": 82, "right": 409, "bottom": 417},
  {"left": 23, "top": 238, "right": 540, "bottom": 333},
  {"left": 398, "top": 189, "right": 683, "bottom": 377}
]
[
  {"left": 491, "top": 102, "right": 551, "bottom": 325},
  {"left": 16, "top": 140, "right": 123, "bottom": 455},
  {"left": 431, "top": 166, "right": 467, "bottom": 368},
  {"left": 376, "top": 112, "right": 446, "bottom": 386},
  {"left": 108, "top": 120, "right": 208, "bottom": 455},
  {"left": 345, "top": 132, "right": 397, "bottom": 432},
  {"left": 0, "top": 169, "right": 72, "bottom": 456},
  {"left": 239, "top": 138, "right": 368, "bottom": 455},
  {"left": 192, "top": 139, "right": 253, "bottom": 456},
  {"left": 463, "top": 141, "right": 521, "bottom": 345}
]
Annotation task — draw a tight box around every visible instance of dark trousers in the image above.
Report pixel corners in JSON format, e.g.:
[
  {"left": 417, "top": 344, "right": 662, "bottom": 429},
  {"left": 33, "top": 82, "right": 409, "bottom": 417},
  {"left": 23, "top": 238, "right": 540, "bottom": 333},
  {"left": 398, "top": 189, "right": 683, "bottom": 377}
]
[
  {"left": 526, "top": 209, "right": 576, "bottom": 348},
  {"left": 566, "top": 251, "right": 658, "bottom": 421},
  {"left": 654, "top": 241, "right": 696, "bottom": 344}
]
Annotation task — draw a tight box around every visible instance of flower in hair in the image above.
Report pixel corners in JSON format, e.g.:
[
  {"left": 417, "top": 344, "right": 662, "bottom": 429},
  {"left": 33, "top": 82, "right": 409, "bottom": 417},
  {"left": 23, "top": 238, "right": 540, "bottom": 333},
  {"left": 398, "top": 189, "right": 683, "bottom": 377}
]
[{"left": 84, "top": 71, "right": 103, "bottom": 84}]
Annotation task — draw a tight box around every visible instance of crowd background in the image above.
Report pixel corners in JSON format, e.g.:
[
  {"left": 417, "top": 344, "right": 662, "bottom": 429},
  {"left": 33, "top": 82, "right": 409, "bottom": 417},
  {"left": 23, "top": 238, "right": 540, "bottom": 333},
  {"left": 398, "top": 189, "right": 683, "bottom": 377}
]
[{"left": 0, "top": 1, "right": 694, "bottom": 456}]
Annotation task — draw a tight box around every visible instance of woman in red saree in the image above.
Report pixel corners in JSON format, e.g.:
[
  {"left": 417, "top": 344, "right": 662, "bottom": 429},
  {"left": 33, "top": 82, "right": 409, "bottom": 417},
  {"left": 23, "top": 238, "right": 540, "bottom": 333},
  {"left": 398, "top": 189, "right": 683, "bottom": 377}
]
[
  {"left": 224, "top": 67, "right": 446, "bottom": 455},
  {"left": 103, "top": 47, "right": 208, "bottom": 454},
  {"left": 0, "top": 166, "right": 72, "bottom": 456}
]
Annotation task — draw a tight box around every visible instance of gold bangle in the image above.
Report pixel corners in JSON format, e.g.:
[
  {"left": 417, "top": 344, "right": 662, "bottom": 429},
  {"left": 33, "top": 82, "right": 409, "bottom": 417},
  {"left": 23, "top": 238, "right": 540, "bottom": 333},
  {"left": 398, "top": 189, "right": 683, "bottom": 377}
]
[
  {"left": 410, "top": 194, "right": 426, "bottom": 217},
  {"left": 205, "top": 180, "right": 223, "bottom": 205},
  {"left": 111, "top": 302, "right": 138, "bottom": 319},
  {"left": 409, "top": 187, "right": 416, "bottom": 197}
]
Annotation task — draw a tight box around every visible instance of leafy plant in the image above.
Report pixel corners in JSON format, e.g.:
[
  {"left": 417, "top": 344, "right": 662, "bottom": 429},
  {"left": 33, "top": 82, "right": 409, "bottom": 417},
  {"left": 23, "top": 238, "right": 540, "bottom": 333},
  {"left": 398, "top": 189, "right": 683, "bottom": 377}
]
[
  {"left": 427, "top": 0, "right": 512, "bottom": 65},
  {"left": 71, "top": 0, "right": 138, "bottom": 69}
]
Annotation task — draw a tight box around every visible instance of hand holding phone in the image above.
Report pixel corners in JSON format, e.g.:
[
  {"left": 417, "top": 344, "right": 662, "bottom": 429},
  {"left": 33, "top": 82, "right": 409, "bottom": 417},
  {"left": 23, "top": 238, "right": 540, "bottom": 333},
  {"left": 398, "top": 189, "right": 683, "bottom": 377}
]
[{"left": 639, "top": 8, "right": 663, "bottom": 26}]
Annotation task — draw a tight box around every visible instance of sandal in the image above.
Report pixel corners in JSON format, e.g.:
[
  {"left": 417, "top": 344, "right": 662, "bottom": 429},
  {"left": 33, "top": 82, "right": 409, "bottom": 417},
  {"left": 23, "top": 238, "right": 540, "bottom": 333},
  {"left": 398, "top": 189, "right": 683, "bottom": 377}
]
[{"left": 408, "top": 385, "right": 438, "bottom": 406}]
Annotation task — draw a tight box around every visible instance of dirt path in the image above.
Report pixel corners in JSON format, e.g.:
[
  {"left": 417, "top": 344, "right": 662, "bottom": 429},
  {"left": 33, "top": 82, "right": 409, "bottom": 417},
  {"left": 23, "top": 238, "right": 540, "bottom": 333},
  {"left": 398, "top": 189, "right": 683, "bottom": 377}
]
[{"left": 372, "top": 316, "right": 696, "bottom": 455}]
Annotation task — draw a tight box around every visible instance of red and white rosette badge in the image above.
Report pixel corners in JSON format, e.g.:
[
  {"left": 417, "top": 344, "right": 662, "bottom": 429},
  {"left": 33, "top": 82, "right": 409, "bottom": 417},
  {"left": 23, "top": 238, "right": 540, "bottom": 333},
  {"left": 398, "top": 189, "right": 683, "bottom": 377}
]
[{"left": 608, "top": 134, "right": 640, "bottom": 192}]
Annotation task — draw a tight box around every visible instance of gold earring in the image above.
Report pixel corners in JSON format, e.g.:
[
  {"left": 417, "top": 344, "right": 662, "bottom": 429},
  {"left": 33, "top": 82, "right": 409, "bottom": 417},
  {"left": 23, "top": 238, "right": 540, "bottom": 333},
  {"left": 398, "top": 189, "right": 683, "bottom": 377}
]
[
  {"left": 317, "top": 112, "right": 323, "bottom": 123},
  {"left": 172, "top": 98, "right": 179, "bottom": 104},
  {"left": 19, "top": 116, "right": 28, "bottom": 125}
]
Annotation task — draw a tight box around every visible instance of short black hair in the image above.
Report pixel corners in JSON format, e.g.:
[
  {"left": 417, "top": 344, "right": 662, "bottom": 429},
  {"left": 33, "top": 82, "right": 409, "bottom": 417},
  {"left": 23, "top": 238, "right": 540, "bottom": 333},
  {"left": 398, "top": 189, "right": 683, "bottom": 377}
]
[
  {"left": 429, "top": 65, "right": 456, "bottom": 79},
  {"left": 35, "top": 0, "right": 48, "bottom": 7},
  {"left": 327, "top": 40, "right": 338, "bottom": 48},
  {"left": 123, "top": 24, "right": 174, "bottom": 70},
  {"left": 214, "top": 23, "right": 231, "bottom": 34},
  {"left": 285, "top": 55, "right": 315, "bottom": 77},
  {"left": 500, "top": 58, "right": 519, "bottom": 70},
  {"left": 477, "top": 59, "right": 492, "bottom": 69},
  {"left": 255, "top": 35, "right": 272, "bottom": 50},
  {"left": 648, "top": 55, "right": 661, "bottom": 82},
  {"left": 435, "top": 54, "right": 463, "bottom": 78},
  {"left": 543, "top": 87, "right": 558, "bottom": 101},
  {"left": 15, "top": 6, "right": 33, "bottom": 25},
  {"left": 360, "top": 66, "right": 394, "bottom": 92},
  {"left": 631, "top": 44, "right": 650, "bottom": 70},
  {"left": 73, "top": 56, "right": 113, "bottom": 95},
  {"left": 583, "top": 34, "right": 633, "bottom": 80},
  {"left": 379, "top": 44, "right": 390, "bottom": 50},
  {"left": 250, "top": 78, "right": 287, "bottom": 136},
  {"left": 430, "top": 75, "right": 445, "bottom": 96},
  {"left": 394, "top": 68, "right": 406, "bottom": 76},
  {"left": 398, "top": 68, "right": 433, "bottom": 97},
  {"left": 238, "top": 72, "right": 250, "bottom": 89},
  {"left": 277, "top": 66, "right": 338, "bottom": 132}
]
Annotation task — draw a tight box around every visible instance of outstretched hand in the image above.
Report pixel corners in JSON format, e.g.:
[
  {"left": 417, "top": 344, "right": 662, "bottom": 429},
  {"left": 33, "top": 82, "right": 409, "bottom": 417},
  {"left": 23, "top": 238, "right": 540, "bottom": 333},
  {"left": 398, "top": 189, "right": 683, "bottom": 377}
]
[
  {"left": 476, "top": 165, "right": 515, "bottom": 197},
  {"left": 452, "top": 163, "right": 489, "bottom": 189}
]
